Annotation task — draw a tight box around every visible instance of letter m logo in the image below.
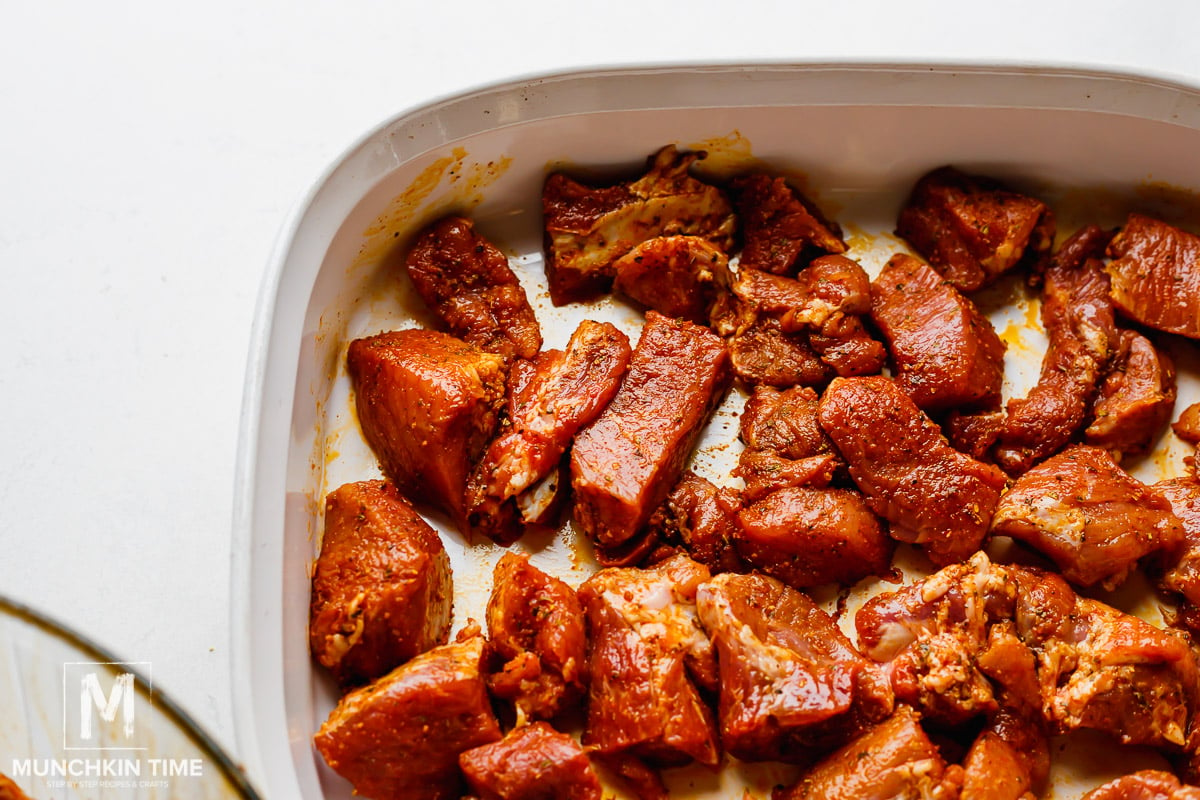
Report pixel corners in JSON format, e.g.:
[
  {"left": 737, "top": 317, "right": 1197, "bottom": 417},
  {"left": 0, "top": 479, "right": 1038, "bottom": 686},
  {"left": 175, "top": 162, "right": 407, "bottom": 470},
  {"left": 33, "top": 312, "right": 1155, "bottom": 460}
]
[
  {"left": 62, "top": 662, "right": 152, "bottom": 750},
  {"left": 80, "top": 672, "right": 135, "bottom": 739}
]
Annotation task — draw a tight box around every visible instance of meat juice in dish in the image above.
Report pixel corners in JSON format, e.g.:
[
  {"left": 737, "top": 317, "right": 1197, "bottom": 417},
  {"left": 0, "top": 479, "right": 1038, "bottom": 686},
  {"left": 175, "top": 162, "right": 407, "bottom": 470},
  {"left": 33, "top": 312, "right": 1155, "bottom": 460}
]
[{"left": 308, "top": 148, "right": 1200, "bottom": 800}]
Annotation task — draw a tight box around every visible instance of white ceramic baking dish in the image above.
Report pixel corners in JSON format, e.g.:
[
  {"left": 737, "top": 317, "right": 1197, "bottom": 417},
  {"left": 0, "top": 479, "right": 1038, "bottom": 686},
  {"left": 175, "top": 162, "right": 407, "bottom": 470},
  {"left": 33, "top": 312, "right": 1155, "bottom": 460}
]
[{"left": 232, "top": 62, "right": 1200, "bottom": 800}]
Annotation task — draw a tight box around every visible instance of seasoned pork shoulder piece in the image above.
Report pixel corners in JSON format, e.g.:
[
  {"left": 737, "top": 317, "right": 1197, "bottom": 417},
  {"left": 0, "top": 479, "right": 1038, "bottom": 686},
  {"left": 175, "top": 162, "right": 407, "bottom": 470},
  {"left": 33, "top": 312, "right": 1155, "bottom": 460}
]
[
  {"left": 542, "top": 145, "right": 736, "bottom": 304},
  {"left": 793, "top": 255, "right": 888, "bottom": 377},
  {"left": 1083, "top": 771, "right": 1200, "bottom": 800},
  {"left": 578, "top": 554, "right": 720, "bottom": 768},
  {"left": 731, "top": 173, "right": 847, "bottom": 275},
  {"left": 870, "top": 252, "right": 1006, "bottom": 413},
  {"left": 571, "top": 311, "right": 731, "bottom": 549},
  {"left": 734, "top": 385, "right": 842, "bottom": 501},
  {"left": 895, "top": 165, "right": 1054, "bottom": 292},
  {"left": 994, "top": 224, "right": 1118, "bottom": 474},
  {"left": 595, "top": 755, "right": 669, "bottom": 800},
  {"left": 458, "top": 722, "right": 602, "bottom": 800},
  {"left": 735, "top": 486, "right": 893, "bottom": 588},
  {"left": 612, "top": 235, "right": 730, "bottom": 324},
  {"left": 1175, "top": 402, "right": 1200, "bottom": 445},
  {"left": 695, "top": 572, "right": 893, "bottom": 764},
  {"left": 860, "top": 551, "right": 1200, "bottom": 752},
  {"left": 404, "top": 215, "right": 541, "bottom": 361},
  {"left": 1043, "top": 595, "right": 1198, "bottom": 750},
  {"left": 856, "top": 552, "right": 1016, "bottom": 723},
  {"left": 645, "top": 471, "right": 745, "bottom": 574},
  {"left": 944, "top": 408, "right": 1007, "bottom": 460},
  {"left": 990, "top": 444, "right": 1183, "bottom": 590},
  {"left": 712, "top": 259, "right": 884, "bottom": 385},
  {"left": 772, "top": 706, "right": 963, "bottom": 800},
  {"left": 710, "top": 266, "right": 834, "bottom": 387},
  {"left": 484, "top": 552, "right": 587, "bottom": 723},
  {"left": 1156, "top": 478, "right": 1200, "bottom": 633},
  {"left": 0, "top": 774, "right": 31, "bottom": 800},
  {"left": 1106, "top": 213, "right": 1200, "bottom": 339},
  {"left": 313, "top": 632, "right": 502, "bottom": 800},
  {"left": 1085, "top": 329, "right": 1177, "bottom": 460},
  {"left": 818, "top": 375, "right": 1008, "bottom": 566},
  {"left": 467, "top": 319, "right": 632, "bottom": 542},
  {"left": 1007, "top": 562, "right": 1199, "bottom": 752},
  {"left": 348, "top": 329, "right": 506, "bottom": 533},
  {"left": 309, "top": 480, "right": 452, "bottom": 688},
  {"left": 960, "top": 730, "right": 1037, "bottom": 800}
]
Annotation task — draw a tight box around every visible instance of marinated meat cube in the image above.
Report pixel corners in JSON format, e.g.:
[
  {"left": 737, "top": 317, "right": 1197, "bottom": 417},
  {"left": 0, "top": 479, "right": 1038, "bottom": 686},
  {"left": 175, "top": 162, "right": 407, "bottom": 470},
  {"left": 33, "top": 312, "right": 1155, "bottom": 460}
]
[
  {"left": 870, "top": 253, "right": 1006, "bottom": 413},
  {"left": 960, "top": 730, "right": 1037, "bottom": 800},
  {"left": 578, "top": 554, "right": 720, "bottom": 767},
  {"left": 857, "top": 551, "right": 1198, "bottom": 752},
  {"left": 571, "top": 311, "right": 731, "bottom": 548},
  {"left": 734, "top": 486, "right": 893, "bottom": 588},
  {"left": 731, "top": 173, "right": 846, "bottom": 275},
  {"left": 722, "top": 321, "right": 832, "bottom": 388},
  {"left": 772, "top": 706, "right": 964, "bottom": 800},
  {"left": 309, "top": 480, "right": 452, "bottom": 688},
  {"left": 856, "top": 552, "right": 1016, "bottom": 723},
  {"left": 1083, "top": 771, "right": 1200, "bottom": 800},
  {"left": 314, "top": 633, "right": 502, "bottom": 800},
  {"left": 1085, "top": 329, "right": 1177, "bottom": 459},
  {"left": 735, "top": 385, "right": 843, "bottom": 500},
  {"left": 975, "top": 630, "right": 1051, "bottom": 788},
  {"left": 738, "top": 384, "right": 838, "bottom": 458},
  {"left": 818, "top": 375, "right": 1008, "bottom": 566},
  {"left": 590, "top": 527, "right": 665, "bottom": 569},
  {"left": 895, "top": 165, "right": 1054, "bottom": 292},
  {"left": 0, "top": 775, "right": 31, "bottom": 800},
  {"left": 612, "top": 235, "right": 730, "bottom": 324},
  {"left": 990, "top": 444, "right": 1183, "bottom": 589},
  {"left": 994, "top": 225, "right": 1118, "bottom": 473},
  {"left": 348, "top": 329, "right": 506, "bottom": 532},
  {"left": 645, "top": 471, "right": 745, "bottom": 574},
  {"left": 1174, "top": 402, "right": 1200, "bottom": 444},
  {"left": 467, "top": 320, "right": 632, "bottom": 543},
  {"left": 595, "top": 755, "right": 669, "bottom": 800},
  {"left": 458, "top": 722, "right": 602, "bottom": 800},
  {"left": 1044, "top": 595, "right": 1198, "bottom": 750},
  {"left": 944, "top": 409, "right": 1006, "bottom": 460},
  {"left": 1106, "top": 213, "right": 1200, "bottom": 339},
  {"left": 736, "top": 451, "right": 839, "bottom": 503},
  {"left": 484, "top": 552, "right": 587, "bottom": 723},
  {"left": 695, "top": 572, "right": 893, "bottom": 764},
  {"left": 710, "top": 266, "right": 834, "bottom": 388},
  {"left": 404, "top": 215, "right": 541, "bottom": 361},
  {"left": 542, "top": 145, "right": 736, "bottom": 304},
  {"left": 1156, "top": 478, "right": 1200, "bottom": 633},
  {"left": 713, "top": 260, "right": 882, "bottom": 385},
  {"left": 794, "top": 255, "right": 887, "bottom": 377}
]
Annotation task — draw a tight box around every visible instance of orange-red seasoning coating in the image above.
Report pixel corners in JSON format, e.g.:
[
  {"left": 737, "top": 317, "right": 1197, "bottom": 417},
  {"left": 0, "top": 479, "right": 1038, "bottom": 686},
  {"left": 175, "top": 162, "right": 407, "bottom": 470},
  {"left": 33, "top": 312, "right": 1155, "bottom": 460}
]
[
  {"left": 870, "top": 253, "right": 1006, "bottom": 413},
  {"left": 309, "top": 480, "right": 452, "bottom": 688},
  {"left": 347, "top": 329, "right": 506, "bottom": 533},
  {"left": 1107, "top": 213, "right": 1200, "bottom": 339},
  {"left": 484, "top": 552, "right": 588, "bottom": 722},
  {"left": 818, "top": 375, "right": 1008, "bottom": 566},
  {"left": 313, "top": 635, "right": 502, "bottom": 800},
  {"left": 404, "top": 215, "right": 542, "bottom": 361},
  {"left": 570, "top": 311, "right": 731, "bottom": 548},
  {"left": 458, "top": 722, "right": 602, "bottom": 800}
]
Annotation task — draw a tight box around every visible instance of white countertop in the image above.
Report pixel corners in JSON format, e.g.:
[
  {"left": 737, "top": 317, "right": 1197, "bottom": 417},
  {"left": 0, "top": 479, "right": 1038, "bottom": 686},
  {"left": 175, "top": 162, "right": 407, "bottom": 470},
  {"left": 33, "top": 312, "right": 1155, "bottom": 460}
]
[{"left": 2, "top": 0, "right": 1198, "bottom": 789}]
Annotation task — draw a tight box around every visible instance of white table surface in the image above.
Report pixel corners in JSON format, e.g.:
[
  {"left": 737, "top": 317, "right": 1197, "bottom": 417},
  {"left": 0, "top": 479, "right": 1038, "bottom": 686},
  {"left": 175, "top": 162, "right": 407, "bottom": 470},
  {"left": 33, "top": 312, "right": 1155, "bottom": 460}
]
[{"left": 2, "top": 0, "right": 1198, "bottom": 790}]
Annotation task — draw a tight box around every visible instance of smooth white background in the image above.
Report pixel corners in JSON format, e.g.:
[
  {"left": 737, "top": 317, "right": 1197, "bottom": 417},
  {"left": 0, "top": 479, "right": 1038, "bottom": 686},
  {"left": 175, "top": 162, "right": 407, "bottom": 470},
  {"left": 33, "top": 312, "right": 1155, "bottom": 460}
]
[{"left": 2, "top": 0, "right": 1197, "bottom": 776}]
